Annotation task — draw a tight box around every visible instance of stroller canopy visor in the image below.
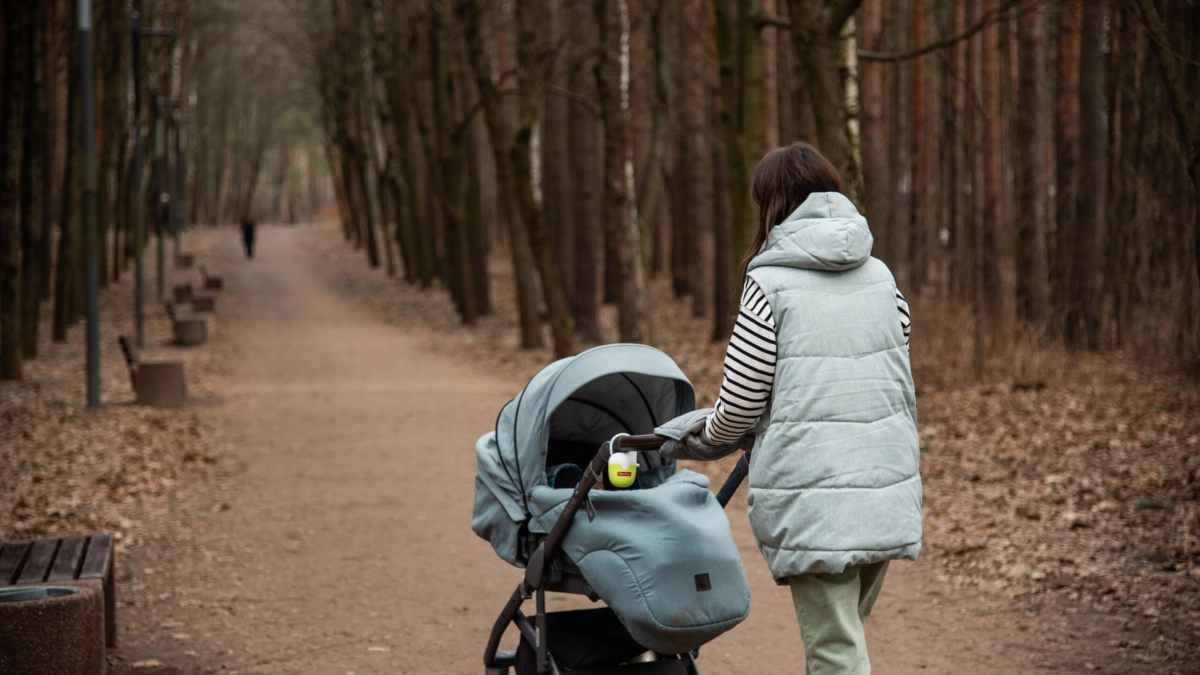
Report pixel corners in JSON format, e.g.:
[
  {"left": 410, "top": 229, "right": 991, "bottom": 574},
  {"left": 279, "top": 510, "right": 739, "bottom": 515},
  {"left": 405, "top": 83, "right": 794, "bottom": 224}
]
[{"left": 475, "top": 344, "right": 695, "bottom": 563}]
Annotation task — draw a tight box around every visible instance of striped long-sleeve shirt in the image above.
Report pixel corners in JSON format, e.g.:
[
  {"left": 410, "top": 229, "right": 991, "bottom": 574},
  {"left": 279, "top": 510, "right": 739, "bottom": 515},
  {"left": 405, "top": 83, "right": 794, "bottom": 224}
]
[{"left": 701, "top": 279, "right": 911, "bottom": 446}]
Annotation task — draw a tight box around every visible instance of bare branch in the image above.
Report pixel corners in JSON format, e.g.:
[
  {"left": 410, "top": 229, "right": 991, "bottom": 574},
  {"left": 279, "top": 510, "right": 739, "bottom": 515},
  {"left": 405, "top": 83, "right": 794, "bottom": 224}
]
[
  {"left": 858, "top": 0, "right": 1024, "bottom": 62},
  {"left": 825, "top": 0, "right": 863, "bottom": 37},
  {"left": 547, "top": 85, "right": 601, "bottom": 118}
]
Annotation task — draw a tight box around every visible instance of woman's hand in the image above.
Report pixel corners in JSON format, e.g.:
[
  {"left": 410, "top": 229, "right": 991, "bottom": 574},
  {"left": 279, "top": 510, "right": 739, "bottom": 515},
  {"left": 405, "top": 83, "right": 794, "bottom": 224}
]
[{"left": 655, "top": 409, "right": 743, "bottom": 461}]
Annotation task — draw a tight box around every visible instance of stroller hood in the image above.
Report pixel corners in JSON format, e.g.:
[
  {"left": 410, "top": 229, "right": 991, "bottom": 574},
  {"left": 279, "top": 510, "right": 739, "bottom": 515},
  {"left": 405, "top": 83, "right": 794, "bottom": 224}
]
[{"left": 473, "top": 344, "right": 696, "bottom": 566}]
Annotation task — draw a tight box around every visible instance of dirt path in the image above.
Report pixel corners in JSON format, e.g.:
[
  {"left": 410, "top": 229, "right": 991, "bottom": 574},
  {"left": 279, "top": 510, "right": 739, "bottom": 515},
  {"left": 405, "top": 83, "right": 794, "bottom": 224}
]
[{"left": 116, "top": 225, "right": 1120, "bottom": 674}]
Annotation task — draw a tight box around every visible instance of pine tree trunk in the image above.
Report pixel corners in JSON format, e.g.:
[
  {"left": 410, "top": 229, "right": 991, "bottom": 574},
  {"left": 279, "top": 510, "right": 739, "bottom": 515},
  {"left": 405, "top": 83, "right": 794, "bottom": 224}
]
[
  {"left": 595, "top": 0, "right": 650, "bottom": 344},
  {"left": 859, "top": 0, "right": 890, "bottom": 254},
  {"left": 542, "top": 0, "right": 574, "bottom": 299},
  {"left": 1014, "top": 0, "right": 1050, "bottom": 331},
  {"left": 1054, "top": 0, "right": 1081, "bottom": 341},
  {"left": 459, "top": 0, "right": 545, "bottom": 350},
  {"left": 54, "top": 54, "right": 81, "bottom": 341},
  {"left": 1073, "top": 0, "right": 1107, "bottom": 350},
  {"left": 21, "top": 1, "right": 48, "bottom": 359},
  {"left": 1, "top": 0, "right": 32, "bottom": 379},
  {"left": 567, "top": 0, "right": 604, "bottom": 343},
  {"left": 513, "top": 0, "right": 575, "bottom": 356},
  {"left": 682, "top": 0, "right": 713, "bottom": 320},
  {"left": 785, "top": 0, "right": 864, "bottom": 205}
]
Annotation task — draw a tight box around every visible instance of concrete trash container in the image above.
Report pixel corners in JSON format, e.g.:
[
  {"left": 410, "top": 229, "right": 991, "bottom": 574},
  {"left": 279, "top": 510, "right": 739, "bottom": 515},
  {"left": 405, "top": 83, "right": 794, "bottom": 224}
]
[{"left": 0, "top": 586, "right": 105, "bottom": 675}]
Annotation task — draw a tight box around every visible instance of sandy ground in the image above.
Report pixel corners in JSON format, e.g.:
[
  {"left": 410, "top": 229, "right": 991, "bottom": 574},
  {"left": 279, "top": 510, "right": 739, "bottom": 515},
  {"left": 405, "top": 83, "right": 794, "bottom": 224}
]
[{"left": 110, "top": 224, "right": 1150, "bottom": 675}]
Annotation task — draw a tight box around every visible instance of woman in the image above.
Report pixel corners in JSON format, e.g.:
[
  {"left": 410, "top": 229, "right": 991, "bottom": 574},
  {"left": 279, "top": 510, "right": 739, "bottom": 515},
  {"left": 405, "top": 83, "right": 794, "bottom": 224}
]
[{"left": 661, "top": 142, "right": 921, "bottom": 674}]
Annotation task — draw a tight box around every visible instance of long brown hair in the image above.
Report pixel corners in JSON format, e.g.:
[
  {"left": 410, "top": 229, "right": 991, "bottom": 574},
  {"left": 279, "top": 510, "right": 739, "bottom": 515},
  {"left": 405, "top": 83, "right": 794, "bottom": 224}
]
[{"left": 740, "top": 142, "right": 844, "bottom": 281}]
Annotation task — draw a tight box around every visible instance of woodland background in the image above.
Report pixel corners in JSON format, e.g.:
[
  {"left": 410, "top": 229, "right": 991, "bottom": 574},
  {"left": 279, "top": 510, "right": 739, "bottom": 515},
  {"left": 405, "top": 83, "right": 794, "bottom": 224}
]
[
  {"left": 0, "top": 0, "right": 1198, "bottom": 377},
  {"left": 1, "top": 0, "right": 1199, "bottom": 668}
]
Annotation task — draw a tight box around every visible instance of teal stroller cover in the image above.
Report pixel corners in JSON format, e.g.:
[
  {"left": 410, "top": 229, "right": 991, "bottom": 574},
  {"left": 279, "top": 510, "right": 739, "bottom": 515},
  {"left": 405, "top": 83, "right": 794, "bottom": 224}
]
[{"left": 472, "top": 344, "right": 751, "bottom": 655}]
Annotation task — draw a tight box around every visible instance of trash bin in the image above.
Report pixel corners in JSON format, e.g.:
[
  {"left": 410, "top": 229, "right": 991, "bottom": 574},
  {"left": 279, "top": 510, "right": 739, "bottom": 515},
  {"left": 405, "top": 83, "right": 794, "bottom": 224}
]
[{"left": 0, "top": 585, "right": 106, "bottom": 675}]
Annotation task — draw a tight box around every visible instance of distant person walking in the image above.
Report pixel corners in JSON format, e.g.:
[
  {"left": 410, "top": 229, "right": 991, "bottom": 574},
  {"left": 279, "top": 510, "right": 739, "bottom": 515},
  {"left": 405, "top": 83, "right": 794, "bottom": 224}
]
[{"left": 241, "top": 215, "right": 257, "bottom": 259}]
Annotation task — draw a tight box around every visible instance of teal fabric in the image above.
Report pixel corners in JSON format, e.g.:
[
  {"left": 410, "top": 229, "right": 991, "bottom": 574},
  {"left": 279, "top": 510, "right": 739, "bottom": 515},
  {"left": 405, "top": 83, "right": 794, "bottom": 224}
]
[
  {"left": 472, "top": 344, "right": 696, "bottom": 566},
  {"left": 528, "top": 470, "right": 751, "bottom": 655},
  {"left": 745, "top": 192, "right": 922, "bottom": 579}
]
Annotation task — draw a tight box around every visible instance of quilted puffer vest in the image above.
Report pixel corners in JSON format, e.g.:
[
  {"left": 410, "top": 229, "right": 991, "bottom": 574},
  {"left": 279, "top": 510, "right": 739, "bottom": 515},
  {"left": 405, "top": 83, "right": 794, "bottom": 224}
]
[{"left": 745, "top": 192, "right": 922, "bottom": 580}]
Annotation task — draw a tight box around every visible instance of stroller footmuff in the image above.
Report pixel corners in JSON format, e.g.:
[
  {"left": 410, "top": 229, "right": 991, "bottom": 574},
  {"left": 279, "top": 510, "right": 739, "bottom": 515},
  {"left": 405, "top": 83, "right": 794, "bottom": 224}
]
[{"left": 473, "top": 345, "right": 752, "bottom": 674}]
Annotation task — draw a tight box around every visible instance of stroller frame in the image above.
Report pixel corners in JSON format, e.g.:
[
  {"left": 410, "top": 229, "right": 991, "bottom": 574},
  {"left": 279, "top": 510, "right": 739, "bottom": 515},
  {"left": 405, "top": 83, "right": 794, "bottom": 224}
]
[{"left": 483, "top": 433, "right": 754, "bottom": 675}]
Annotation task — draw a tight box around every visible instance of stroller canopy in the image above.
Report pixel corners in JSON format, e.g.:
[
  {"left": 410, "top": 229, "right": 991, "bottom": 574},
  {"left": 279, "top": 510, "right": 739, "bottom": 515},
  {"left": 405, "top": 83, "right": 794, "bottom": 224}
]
[{"left": 474, "top": 344, "right": 695, "bottom": 565}]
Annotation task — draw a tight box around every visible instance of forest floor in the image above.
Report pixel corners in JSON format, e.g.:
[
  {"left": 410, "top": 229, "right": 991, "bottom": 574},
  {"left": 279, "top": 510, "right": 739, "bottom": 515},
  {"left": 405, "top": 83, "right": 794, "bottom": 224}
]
[{"left": 2, "top": 221, "right": 1196, "bottom": 674}]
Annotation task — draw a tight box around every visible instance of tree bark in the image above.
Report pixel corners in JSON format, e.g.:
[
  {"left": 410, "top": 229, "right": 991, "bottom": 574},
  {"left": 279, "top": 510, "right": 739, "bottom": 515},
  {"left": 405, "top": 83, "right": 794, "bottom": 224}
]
[
  {"left": 459, "top": 0, "right": 547, "bottom": 351},
  {"left": 1, "top": 0, "right": 32, "bottom": 379},
  {"left": 542, "top": 0, "right": 575, "bottom": 299},
  {"left": 1072, "top": 0, "right": 1107, "bottom": 349},
  {"left": 785, "top": 0, "right": 865, "bottom": 205},
  {"left": 1054, "top": 0, "right": 1080, "bottom": 340},
  {"left": 567, "top": 0, "right": 604, "bottom": 342},
  {"left": 682, "top": 0, "right": 713, "bottom": 320},
  {"left": 21, "top": 0, "right": 48, "bottom": 359},
  {"left": 859, "top": 0, "right": 890, "bottom": 256},
  {"left": 595, "top": 0, "right": 651, "bottom": 344},
  {"left": 511, "top": 0, "right": 575, "bottom": 356},
  {"left": 1014, "top": 0, "right": 1050, "bottom": 332}
]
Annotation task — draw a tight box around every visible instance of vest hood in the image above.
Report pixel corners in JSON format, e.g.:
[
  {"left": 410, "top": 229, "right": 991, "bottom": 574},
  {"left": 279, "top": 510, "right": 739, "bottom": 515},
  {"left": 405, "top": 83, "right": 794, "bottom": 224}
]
[{"left": 748, "top": 192, "right": 873, "bottom": 273}]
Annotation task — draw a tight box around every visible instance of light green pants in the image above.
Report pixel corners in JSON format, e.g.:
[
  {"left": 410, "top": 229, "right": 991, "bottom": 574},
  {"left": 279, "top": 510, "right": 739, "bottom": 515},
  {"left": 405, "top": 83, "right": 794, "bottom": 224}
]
[{"left": 788, "top": 561, "right": 889, "bottom": 675}]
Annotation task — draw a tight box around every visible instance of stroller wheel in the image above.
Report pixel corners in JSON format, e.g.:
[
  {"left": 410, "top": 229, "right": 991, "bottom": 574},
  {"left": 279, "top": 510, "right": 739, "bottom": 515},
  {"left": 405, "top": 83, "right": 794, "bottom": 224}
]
[{"left": 485, "top": 668, "right": 509, "bottom": 675}]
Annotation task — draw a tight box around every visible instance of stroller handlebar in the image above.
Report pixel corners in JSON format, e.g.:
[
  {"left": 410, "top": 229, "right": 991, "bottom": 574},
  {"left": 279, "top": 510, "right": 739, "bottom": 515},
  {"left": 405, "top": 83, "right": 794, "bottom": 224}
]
[{"left": 612, "top": 434, "right": 668, "bottom": 452}]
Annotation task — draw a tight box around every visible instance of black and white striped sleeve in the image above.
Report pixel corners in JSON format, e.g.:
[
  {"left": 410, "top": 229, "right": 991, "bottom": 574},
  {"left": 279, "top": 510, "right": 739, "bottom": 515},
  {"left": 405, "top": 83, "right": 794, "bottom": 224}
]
[
  {"left": 701, "top": 278, "right": 777, "bottom": 446},
  {"left": 896, "top": 289, "right": 911, "bottom": 348}
]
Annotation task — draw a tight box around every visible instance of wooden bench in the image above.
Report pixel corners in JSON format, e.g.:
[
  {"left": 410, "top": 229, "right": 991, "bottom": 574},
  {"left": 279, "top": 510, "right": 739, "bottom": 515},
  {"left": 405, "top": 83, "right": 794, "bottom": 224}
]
[
  {"left": 190, "top": 290, "right": 217, "bottom": 313},
  {"left": 119, "top": 336, "right": 187, "bottom": 407},
  {"left": 164, "top": 302, "right": 208, "bottom": 346},
  {"left": 0, "top": 533, "right": 117, "bottom": 649},
  {"left": 200, "top": 264, "right": 224, "bottom": 291},
  {"left": 173, "top": 282, "right": 193, "bottom": 304}
]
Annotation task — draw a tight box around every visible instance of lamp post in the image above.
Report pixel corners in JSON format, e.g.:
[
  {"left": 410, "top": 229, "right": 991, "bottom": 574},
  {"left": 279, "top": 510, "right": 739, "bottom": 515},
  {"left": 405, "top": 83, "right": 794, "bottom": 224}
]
[
  {"left": 153, "top": 97, "right": 179, "bottom": 303},
  {"left": 79, "top": 0, "right": 99, "bottom": 407},
  {"left": 172, "top": 110, "right": 192, "bottom": 267},
  {"left": 130, "top": 12, "right": 174, "bottom": 348}
]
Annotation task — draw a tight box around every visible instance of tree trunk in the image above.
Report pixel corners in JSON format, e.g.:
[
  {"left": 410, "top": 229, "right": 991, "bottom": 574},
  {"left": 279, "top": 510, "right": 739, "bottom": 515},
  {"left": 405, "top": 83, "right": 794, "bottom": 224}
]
[
  {"left": 1072, "top": 0, "right": 1107, "bottom": 350},
  {"left": 1014, "top": 0, "right": 1049, "bottom": 332},
  {"left": 682, "top": 0, "right": 713, "bottom": 320},
  {"left": 859, "top": 0, "right": 890, "bottom": 255},
  {"left": 567, "top": 0, "right": 604, "bottom": 343},
  {"left": 54, "top": 52, "right": 81, "bottom": 341},
  {"left": 595, "top": 0, "right": 651, "bottom": 344},
  {"left": 1054, "top": 0, "right": 1080, "bottom": 340},
  {"left": 21, "top": 0, "right": 48, "bottom": 359},
  {"left": 542, "top": 0, "right": 574, "bottom": 299},
  {"left": 785, "top": 0, "right": 865, "bottom": 206},
  {"left": 459, "top": 0, "right": 546, "bottom": 350},
  {"left": 513, "top": 0, "right": 575, "bottom": 356},
  {"left": 1, "top": 0, "right": 32, "bottom": 379}
]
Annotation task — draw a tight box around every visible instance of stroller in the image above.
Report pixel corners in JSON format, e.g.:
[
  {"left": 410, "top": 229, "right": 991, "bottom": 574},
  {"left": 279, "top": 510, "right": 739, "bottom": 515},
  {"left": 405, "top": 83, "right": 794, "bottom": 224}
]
[{"left": 473, "top": 344, "right": 755, "bottom": 674}]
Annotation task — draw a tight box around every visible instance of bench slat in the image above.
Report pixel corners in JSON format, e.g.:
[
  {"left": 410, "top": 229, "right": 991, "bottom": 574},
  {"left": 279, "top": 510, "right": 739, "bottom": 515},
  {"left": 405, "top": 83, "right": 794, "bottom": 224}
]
[
  {"left": 0, "top": 541, "right": 31, "bottom": 585},
  {"left": 16, "top": 538, "right": 60, "bottom": 584},
  {"left": 46, "top": 536, "right": 88, "bottom": 581},
  {"left": 79, "top": 533, "right": 114, "bottom": 579}
]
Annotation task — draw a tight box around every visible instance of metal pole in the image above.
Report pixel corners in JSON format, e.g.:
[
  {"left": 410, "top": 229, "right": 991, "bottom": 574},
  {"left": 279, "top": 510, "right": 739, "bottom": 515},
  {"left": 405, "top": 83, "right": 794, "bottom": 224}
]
[
  {"left": 154, "top": 96, "right": 167, "bottom": 302},
  {"left": 131, "top": 12, "right": 145, "bottom": 347},
  {"left": 79, "top": 0, "right": 100, "bottom": 408},
  {"left": 130, "top": 14, "right": 174, "bottom": 347}
]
